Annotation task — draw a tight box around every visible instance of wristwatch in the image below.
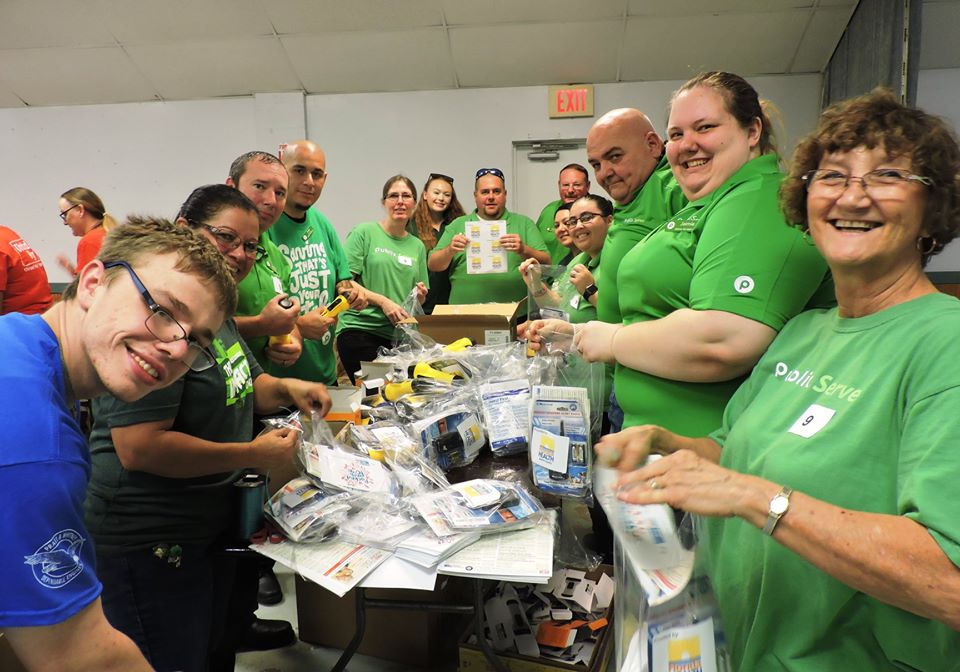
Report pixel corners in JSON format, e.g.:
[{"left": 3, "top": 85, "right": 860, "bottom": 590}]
[
  {"left": 762, "top": 486, "right": 793, "bottom": 536},
  {"left": 581, "top": 284, "right": 598, "bottom": 301}
]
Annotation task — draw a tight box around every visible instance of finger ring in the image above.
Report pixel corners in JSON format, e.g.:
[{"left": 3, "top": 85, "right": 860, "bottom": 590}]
[{"left": 649, "top": 478, "right": 662, "bottom": 490}]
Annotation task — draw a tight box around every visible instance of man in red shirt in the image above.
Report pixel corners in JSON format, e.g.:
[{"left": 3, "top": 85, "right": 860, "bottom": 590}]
[{"left": 0, "top": 226, "right": 53, "bottom": 315}]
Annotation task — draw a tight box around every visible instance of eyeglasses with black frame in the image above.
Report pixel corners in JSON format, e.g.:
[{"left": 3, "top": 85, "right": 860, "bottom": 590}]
[
  {"left": 564, "top": 212, "right": 603, "bottom": 227},
  {"left": 427, "top": 172, "right": 455, "bottom": 184},
  {"left": 195, "top": 222, "right": 260, "bottom": 258},
  {"left": 103, "top": 261, "right": 216, "bottom": 372},
  {"left": 59, "top": 204, "right": 79, "bottom": 221},
  {"left": 802, "top": 168, "right": 934, "bottom": 195},
  {"left": 475, "top": 168, "right": 505, "bottom": 181}
]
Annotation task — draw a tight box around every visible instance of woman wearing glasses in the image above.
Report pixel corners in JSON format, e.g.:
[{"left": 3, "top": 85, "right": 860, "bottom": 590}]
[
  {"left": 556, "top": 72, "right": 833, "bottom": 438},
  {"left": 336, "top": 175, "right": 428, "bottom": 382},
  {"left": 85, "top": 184, "right": 332, "bottom": 672},
  {"left": 520, "top": 195, "right": 612, "bottom": 325},
  {"left": 409, "top": 172, "right": 465, "bottom": 312},
  {"left": 57, "top": 187, "right": 117, "bottom": 275},
  {"left": 599, "top": 89, "right": 960, "bottom": 670}
]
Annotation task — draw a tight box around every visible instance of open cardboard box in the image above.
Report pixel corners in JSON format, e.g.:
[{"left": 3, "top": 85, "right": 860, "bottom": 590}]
[
  {"left": 405, "top": 300, "right": 527, "bottom": 346},
  {"left": 458, "top": 565, "right": 614, "bottom": 672}
]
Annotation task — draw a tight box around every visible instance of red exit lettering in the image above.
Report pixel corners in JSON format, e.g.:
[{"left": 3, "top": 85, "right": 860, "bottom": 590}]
[{"left": 556, "top": 88, "right": 586, "bottom": 113}]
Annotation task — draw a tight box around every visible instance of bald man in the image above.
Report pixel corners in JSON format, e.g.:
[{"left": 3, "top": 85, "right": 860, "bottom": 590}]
[
  {"left": 268, "top": 141, "right": 365, "bottom": 386},
  {"left": 586, "top": 108, "right": 687, "bottom": 329}
]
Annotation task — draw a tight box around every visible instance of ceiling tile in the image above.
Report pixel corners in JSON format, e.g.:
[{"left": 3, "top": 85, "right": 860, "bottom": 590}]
[
  {"left": 0, "top": 82, "right": 26, "bottom": 107},
  {"left": 266, "top": 0, "right": 444, "bottom": 34},
  {"left": 627, "top": 0, "right": 818, "bottom": 15},
  {"left": 0, "top": 47, "right": 157, "bottom": 106},
  {"left": 0, "top": 0, "right": 117, "bottom": 48},
  {"left": 443, "top": 0, "right": 624, "bottom": 25},
  {"left": 92, "top": 0, "right": 274, "bottom": 44},
  {"left": 125, "top": 38, "right": 301, "bottom": 99},
  {"left": 920, "top": 1, "right": 960, "bottom": 69},
  {"left": 621, "top": 11, "right": 808, "bottom": 80},
  {"left": 791, "top": 6, "right": 853, "bottom": 72},
  {"left": 451, "top": 21, "right": 620, "bottom": 88},
  {"left": 283, "top": 29, "right": 455, "bottom": 93}
]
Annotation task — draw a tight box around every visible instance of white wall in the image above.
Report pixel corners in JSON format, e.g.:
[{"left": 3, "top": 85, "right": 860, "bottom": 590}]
[
  {"left": 916, "top": 68, "right": 960, "bottom": 273},
  {"left": 0, "top": 74, "right": 823, "bottom": 283}
]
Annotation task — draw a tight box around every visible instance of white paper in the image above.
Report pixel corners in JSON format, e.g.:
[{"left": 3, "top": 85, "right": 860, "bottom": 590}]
[
  {"left": 250, "top": 539, "right": 391, "bottom": 597},
  {"left": 452, "top": 479, "right": 502, "bottom": 508},
  {"left": 465, "top": 220, "right": 509, "bottom": 274},
  {"left": 437, "top": 511, "right": 556, "bottom": 583},
  {"left": 651, "top": 617, "right": 717, "bottom": 672},
  {"left": 530, "top": 428, "right": 570, "bottom": 473},
  {"left": 359, "top": 554, "right": 438, "bottom": 591},
  {"left": 303, "top": 445, "right": 393, "bottom": 493}
]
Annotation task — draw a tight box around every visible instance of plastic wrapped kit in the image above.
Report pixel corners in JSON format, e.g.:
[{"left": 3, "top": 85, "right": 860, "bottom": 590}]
[{"left": 264, "top": 476, "right": 353, "bottom": 542}]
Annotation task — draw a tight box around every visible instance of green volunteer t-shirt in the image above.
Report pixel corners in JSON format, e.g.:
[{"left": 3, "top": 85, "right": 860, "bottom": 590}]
[
  {"left": 616, "top": 153, "right": 834, "bottom": 436},
  {"left": 336, "top": 221, "right": 429, "bottom": 341},
  {"left": 595, "top": 156, "right": 687, "bottom": 324},
  {"left": 534, "top": 199, "right": 568, "bottom": 264},
  {"left": 705, "top": 292, "right": 960, "bottom": 671},
  {"left": 84, "top": 319, "right": 262, "bottom": 553},
  {"left": 434, "top": 209, "right": 547, "bottom": 304},
  {"left": 236, "top": 233, "right": 291, "bottom": 374},
  {"left": 268, "top": 209, "right": 351, "bottom": 385}
]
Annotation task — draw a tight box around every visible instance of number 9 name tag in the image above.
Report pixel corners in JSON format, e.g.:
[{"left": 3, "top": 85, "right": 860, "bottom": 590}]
[{"left": 788, "top": 403, "right": 836, "bottom": 438}]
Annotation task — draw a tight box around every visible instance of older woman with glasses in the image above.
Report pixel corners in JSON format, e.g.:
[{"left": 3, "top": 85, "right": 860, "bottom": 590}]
[
  {"left": 335, "top": 175, "right": 429, "bottom": 382},
  {"left": 85, "top": 184, "right": 332, "bottom": 672},
  {"left": 409, "top": 172, "right": 465, "bottom": 312},
  {"left": 599, "top": 89, "right": 960, "bottom": 670}
]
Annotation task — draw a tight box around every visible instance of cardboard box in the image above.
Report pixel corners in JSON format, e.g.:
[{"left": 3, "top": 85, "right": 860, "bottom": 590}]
[
  {"left": 458, "top": 566, "right": 614, "bottom": 672},
  {"left": 324, "top": 386, "right": 363, "bottom": 424},
  {"left": 296, "top": 574, "right": 473, "bottom": 668},
  {"left": 411, "top": 301, "right": 527, "bottom": 346}
]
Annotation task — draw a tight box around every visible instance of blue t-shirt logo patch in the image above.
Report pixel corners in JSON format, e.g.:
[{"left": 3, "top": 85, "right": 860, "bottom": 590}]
[{"left": 24, "top": 529, "right": 86, "bottom": 589}]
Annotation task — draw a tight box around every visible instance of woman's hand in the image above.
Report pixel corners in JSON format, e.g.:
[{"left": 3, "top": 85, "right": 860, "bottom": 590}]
[
  {"left": 573, "top": 320, "right": 621, "bottom": 363},
  {"left": 415, "top": 282, "right": 428, "bottom": 304},
  {"left": 525, "top": 318, "right": 575, "bottom": 352},
  {"left": 615, "top": 449, "right": 758, "bottom": 519},
  {"left": 249, "top": 427, "right": 299, "bottom": 470},
  {"left": 297, "top": 310, "right": 336, "bottom": 340},
  {"left": 519, "top": 257, "right": 541, "bottom": 286},
  {"left": 568, "top": 264, "right": 595, "bottom": 294},
  {"left": 281, "top": 378, "right": 333, "bottom": 416},
  {"left": 381, "top": 299, "right": 410, "bottom": 325},
  {"left": 264, "top": 335, "right": 302, "bottom": 368}
]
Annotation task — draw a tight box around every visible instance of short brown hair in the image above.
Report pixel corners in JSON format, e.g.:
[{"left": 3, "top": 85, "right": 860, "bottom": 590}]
[
  {"left": 780, "top": 88, "right": 960, "bottom": 261},
  {"left": 61, "top": 217, "right": 237, "bottom": 316}
]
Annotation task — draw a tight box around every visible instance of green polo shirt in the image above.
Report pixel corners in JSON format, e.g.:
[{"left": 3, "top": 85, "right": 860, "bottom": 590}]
[
  {"left": 595, "top": 156, "right": 687, "bottom": 324},
  {"left": 534, "top": 199, "right": 569, "bottom": 264},
  {"left": 433, "top": 209, "right": 547, "bottom": 304}
]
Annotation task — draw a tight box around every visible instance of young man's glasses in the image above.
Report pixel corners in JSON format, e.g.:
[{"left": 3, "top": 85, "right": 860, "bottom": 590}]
[
  {"left": 103, "top": 261, "right": 216, "bottom": 372},
  {"left": 59, "top": 204, "right": 80, "bottom": 221}
]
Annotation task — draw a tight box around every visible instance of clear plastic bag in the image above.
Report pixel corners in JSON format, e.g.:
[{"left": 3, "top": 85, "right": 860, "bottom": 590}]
[
  {"left": 430, "top": 479, "right": 546, "bottom": 532},
  {"left": 337, "top": 493, "right": 422, "bottom": 550},
  {"left": 264, "top": 476, "right": 353, "bottom": 542}
]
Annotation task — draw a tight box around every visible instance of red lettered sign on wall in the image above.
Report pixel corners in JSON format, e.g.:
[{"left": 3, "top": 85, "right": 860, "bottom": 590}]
[{"left": 548, "top": 85, "right": 594, "bottom": 118}]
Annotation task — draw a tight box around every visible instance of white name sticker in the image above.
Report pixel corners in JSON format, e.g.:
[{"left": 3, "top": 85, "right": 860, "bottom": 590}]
[
  {"left": 788, "top": 403, "right": 836, "bottom": 438},
  {"left": 398, "top": 255, "right": 413, "bottom": 267},
  {"left": 272, "top": 276, "right": 284, "bottom": 294}
]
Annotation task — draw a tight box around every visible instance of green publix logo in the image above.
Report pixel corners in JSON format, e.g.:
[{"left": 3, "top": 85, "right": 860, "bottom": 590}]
[{"left": 773, "top": 361, "right": 863, "bottom": 402}]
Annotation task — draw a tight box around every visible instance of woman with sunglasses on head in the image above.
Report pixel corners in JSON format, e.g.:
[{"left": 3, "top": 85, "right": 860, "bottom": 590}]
[
  {"left": 409, "top": 172, "right": 465, "bottom": 312},
  {"left": 336, "top": 175, "right": 429, "bottom": 382},
  {"left": 57, "top": 187, "right": 118, "bottom": 276},
  {"left": 598, "top": 89, "right": 960, "bottom": 671},
  {"left": 532, "top": 72, "right": 834, "bottom": 439},
  {"left": 85, "top": 184, "right": 333, "bottom": 672}
]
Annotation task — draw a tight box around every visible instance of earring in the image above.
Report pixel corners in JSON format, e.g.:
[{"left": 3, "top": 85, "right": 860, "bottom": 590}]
[{"left": 917, "top": 236, "right": 938, "bottom": 256}]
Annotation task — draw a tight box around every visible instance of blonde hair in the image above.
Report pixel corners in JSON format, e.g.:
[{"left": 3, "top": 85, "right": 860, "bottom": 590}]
[{"left": 61, "top": 187, "right": 117, "bottom": 232}]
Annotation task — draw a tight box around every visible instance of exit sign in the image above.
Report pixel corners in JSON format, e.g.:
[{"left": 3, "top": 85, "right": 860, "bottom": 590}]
[{"left": 548, "top": 85, "right": 594, "bottom": 118}]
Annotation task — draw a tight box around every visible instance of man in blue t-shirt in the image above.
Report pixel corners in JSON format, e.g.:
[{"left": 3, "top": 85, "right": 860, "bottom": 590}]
[{"left": 0, "top": 219, "right": 235, "bottom": 671}]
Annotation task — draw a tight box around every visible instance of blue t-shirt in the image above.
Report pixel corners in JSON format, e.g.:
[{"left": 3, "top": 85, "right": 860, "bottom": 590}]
[{"left": 0, "top": 313, "right": 101, "bottom": 627}]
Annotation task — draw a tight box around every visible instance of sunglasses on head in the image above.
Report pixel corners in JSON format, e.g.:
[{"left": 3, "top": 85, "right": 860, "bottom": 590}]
[
  {"left": 475, "top": 168, "right": 504, "bottom": 180},
  {"left": 428, "top": 172, "right": 454, "bottom": 184}
]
